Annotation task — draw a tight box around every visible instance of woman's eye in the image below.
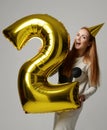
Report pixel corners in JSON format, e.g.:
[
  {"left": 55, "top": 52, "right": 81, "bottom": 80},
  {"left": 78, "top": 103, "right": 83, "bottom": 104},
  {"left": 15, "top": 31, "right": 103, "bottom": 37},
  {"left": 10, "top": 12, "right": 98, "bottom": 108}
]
[
  {"left": 76, "top": 33, "right": 79, "bottom": 37},
  {"left": 83, "top": 36, "right": 86, "bottom": 39},
  {"left": 82, "top": 35, "right": 87, "bottom": 40}
]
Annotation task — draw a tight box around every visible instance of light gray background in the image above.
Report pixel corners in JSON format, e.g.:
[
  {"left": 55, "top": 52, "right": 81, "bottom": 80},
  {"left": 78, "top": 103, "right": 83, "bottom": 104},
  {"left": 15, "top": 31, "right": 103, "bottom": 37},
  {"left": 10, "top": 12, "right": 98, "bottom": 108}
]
[{"left": 0, "top": 0, "right": 107, "bottom": 130}]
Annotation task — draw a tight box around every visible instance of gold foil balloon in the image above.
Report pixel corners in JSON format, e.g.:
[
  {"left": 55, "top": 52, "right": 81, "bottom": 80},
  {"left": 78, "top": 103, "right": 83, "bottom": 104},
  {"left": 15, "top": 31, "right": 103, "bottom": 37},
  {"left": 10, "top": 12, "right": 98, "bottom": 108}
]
[{"left": 3, "top": 14, "right": 80, "bottom": 113}]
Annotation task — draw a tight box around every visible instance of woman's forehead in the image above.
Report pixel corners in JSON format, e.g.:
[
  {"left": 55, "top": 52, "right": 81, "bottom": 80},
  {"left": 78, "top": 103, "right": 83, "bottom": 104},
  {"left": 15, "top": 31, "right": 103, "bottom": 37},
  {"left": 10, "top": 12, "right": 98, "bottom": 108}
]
[{"left": 78, "top": 28, "right": 90, "bottom": 36}]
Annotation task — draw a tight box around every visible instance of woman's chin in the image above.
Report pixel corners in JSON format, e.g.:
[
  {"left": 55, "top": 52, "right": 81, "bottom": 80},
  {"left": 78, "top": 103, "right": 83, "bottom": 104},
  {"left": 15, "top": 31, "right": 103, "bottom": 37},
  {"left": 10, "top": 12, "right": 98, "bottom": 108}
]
[{"left": 75, "top": 46, "right": 81, "bottom": 50}]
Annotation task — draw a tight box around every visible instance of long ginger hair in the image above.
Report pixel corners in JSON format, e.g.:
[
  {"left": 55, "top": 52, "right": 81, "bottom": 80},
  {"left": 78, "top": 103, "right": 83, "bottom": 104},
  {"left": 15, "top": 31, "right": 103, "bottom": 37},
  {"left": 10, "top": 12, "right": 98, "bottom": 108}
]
[{"left": 61, "top": 27, "right": 100, "bottom": 86}]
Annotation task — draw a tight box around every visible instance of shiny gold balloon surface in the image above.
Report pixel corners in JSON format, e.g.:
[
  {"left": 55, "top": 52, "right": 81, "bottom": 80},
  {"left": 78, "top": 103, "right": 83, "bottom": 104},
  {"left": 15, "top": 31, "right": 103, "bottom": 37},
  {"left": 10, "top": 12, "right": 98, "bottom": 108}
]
[{"left": 3, "top": 14, "right": 80, "bottom": 113}]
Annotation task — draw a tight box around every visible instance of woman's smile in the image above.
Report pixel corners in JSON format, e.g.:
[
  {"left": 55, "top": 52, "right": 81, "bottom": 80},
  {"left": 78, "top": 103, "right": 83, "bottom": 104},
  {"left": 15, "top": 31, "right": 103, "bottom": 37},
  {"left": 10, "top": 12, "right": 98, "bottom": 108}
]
[{"left": 75, "top": 41, "right": 81, "bottom": 48}]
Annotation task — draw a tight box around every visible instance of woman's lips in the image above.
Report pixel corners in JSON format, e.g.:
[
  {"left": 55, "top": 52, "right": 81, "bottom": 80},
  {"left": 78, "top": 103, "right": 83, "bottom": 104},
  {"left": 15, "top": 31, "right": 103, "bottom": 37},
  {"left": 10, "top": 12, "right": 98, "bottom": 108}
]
[
  {"left": 75, "top": 42, "right": 81, "bottom": 48},
  {"left": 75, "top": 42, "right": 81, "bottom": 46}
]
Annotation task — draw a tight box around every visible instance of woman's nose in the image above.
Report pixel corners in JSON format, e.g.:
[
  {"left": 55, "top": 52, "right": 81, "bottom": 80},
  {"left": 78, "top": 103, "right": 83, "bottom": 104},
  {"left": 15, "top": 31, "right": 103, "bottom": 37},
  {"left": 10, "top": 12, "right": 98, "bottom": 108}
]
[{"left": 77, "top": 36, "right": 81, "bottom": 40}]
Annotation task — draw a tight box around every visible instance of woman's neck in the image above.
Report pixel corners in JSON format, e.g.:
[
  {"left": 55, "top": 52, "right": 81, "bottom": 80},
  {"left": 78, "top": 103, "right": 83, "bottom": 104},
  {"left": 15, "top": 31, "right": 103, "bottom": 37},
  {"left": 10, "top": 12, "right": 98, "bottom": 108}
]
[
  {"left": 76, "top": 52, "right": 84, "bottom": 57},
  {"left": 76, "top": 49, "right": 86, "bottom": 57}
]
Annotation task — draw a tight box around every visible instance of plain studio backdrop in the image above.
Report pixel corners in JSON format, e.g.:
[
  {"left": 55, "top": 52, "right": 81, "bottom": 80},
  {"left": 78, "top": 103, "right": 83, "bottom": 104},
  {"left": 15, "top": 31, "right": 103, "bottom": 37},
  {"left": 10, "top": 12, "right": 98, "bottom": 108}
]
[{"left": 0, "top": 0, "right": 106, "bottom": 130}]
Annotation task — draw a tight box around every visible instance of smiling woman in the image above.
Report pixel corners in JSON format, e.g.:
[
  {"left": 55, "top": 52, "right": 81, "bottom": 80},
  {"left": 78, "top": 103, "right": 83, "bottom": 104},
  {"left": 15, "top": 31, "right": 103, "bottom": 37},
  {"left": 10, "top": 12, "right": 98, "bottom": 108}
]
[
  {"left": 53, "top": 23, "right": 104, "bottom": 130},
  {"left": 75, "top": 28, "right": 91, "bottom": 54}
]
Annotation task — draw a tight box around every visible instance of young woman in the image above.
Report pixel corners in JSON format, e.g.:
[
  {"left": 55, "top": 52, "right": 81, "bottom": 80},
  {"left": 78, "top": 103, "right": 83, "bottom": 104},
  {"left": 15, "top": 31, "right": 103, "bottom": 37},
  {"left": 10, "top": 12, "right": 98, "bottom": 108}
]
[{"left": 53, "top": 24, "right": 103, "bottom": 130}]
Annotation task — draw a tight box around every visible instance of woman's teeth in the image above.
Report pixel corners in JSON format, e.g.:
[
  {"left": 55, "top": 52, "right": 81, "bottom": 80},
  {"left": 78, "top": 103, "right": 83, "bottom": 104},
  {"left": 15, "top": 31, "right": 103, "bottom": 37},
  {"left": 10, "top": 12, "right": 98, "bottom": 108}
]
[{"left": 76, "top": 42, "right": 81, "bottom": 45}]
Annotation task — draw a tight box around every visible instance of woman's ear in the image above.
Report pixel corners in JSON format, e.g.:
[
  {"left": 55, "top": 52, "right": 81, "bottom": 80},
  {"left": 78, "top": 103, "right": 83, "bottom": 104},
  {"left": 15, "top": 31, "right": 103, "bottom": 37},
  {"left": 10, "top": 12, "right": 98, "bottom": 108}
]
[{"left": 88, "top": 42, "right": 92, "bottom": 47}]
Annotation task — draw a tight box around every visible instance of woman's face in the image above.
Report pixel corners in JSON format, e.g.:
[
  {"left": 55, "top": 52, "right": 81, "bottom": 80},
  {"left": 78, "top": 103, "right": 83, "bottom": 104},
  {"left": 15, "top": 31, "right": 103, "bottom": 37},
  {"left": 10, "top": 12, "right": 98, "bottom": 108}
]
[{"left": 74, "top": 28, "right": 90, "bottom": 55}]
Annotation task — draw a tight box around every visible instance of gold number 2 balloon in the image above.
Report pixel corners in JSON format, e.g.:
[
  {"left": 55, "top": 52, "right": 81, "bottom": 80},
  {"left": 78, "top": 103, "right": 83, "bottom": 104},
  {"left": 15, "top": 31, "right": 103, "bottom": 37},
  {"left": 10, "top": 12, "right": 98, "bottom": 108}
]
[{"left": 3, "top": 14, "right": 80, "bottom": 113}]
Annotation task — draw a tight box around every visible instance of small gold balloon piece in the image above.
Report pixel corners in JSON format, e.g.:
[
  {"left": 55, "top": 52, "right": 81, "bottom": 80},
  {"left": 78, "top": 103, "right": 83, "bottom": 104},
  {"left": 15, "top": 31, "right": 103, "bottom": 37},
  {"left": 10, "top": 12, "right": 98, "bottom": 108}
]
[{"left": 3, "top": 14, "right": 80, "bottom": 113}]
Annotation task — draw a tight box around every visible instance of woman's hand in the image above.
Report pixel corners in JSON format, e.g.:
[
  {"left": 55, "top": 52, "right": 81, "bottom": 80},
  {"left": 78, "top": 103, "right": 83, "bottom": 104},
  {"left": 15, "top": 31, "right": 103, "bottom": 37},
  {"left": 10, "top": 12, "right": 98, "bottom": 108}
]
[{"left": 79, "top": 95, "right": 85, "bottom": 103}]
